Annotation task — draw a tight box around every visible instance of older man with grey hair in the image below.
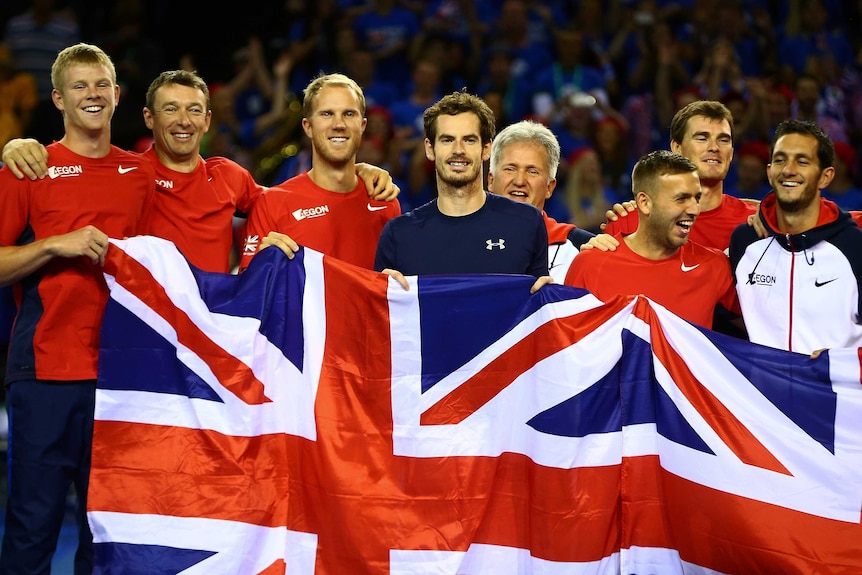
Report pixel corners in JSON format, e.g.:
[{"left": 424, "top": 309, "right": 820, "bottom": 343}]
[{"left": 488, "top": 120, "right": 596, "bottom": 282}]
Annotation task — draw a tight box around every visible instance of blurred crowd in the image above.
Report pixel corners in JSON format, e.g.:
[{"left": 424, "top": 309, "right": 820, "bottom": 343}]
[{"left": 2, "top": 0, "right": 862, "bottom": 224}]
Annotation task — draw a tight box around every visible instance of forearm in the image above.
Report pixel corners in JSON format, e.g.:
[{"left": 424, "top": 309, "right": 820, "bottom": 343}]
[
  {"left": 0, "top": 239, "right": 59, "bottom": 286},
  {"left": 0, "top": 225, "right": 108, "bottom": 285}
]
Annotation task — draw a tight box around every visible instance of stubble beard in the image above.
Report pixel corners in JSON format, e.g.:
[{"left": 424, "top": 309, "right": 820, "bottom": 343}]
[
  {"left": 316, "top": 139, "right": 358, "bottom": 168},
  {"left": 437, "top": 158, "right": 481, "bottom": 191},
  {"left": 775, "top": 183, "right": 818, "bottom": 214}
]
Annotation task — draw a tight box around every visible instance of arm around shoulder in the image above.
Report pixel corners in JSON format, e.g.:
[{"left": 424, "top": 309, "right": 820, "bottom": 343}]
[
  {"left": 356, "top": 162, "right": 400, "bottom": 202},
  {"left": 2, "top": 137, "right": 49, "bottom": 180}
]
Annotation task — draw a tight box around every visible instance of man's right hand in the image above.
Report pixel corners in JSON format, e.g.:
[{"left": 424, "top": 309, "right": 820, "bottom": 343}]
[
  {"left": 356, "top": 162, "right": 400, "bottom": 201},
  {"left": 3, "top": 138, "right": 49, "bottom": 180},
  {"left": 260, "top": 231, "right": 300, "bottom": 260},
  {"left": 601, "top": 200, "right": 636, "bottom": 228},
  {"left": 381, "top": 268, "right": 409, "bottom": 291},
  {"left": 49, "top": 225, "right": 110, "bottom": 265},
  {"left": 579, "top": 233, "right": 620, "bottom": 252},
  {"left": 747, "top": 213, "right": 769, "bottom": 239}
]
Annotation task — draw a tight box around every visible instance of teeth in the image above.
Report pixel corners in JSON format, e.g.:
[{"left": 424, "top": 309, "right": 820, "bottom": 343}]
[
  {"left": 781, "top": 181, "right": 800, "bottom": 187},
  {"left": 330, "top": 137, "right": 346, "bottom": 142},
  {"left": 84, "top": 106, "right": 101, "bottom": 112}
]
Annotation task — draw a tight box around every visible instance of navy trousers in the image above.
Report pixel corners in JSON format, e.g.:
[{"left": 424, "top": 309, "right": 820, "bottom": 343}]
[{"left": 0, "top": 380, "right": 95, "bottom": 575}]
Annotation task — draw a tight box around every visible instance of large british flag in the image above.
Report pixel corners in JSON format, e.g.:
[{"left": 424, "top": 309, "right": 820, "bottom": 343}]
[{"left": 91, "top": 236, "right": 862, "bottom": 574}]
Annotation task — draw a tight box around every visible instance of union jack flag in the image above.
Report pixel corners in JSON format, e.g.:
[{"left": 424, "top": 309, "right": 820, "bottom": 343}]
[{"left": 91, "top": 236, "right": 862, "bottom": 574}]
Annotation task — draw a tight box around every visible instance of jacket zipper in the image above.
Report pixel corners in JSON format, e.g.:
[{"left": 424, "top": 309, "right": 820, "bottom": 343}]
[{"left": 786, "top": 234, "right": 794, "bottom": 350}]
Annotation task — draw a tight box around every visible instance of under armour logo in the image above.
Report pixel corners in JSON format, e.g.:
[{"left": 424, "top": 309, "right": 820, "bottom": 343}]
[{"left": 486, "top": 239, "right": 506, "bottom": 250}]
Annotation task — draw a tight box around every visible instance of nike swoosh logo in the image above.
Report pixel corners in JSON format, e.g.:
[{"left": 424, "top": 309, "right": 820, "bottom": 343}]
[
  {"left": 367, "top": 203, "right": 388, "bottom": 212},
  {"left": 681, "top": 263, "right": 700, "bottom": 272},
  {"left": 815, "top": 278, "right": 838, "bottom": 287},
  {"left": 118, "top": 166, "right": 138, "bottom": 174}
]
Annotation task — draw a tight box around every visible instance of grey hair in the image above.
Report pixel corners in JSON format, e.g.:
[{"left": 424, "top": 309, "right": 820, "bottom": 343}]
[{"left": 489, "top": 120, "right": 561, "bottom": 180}]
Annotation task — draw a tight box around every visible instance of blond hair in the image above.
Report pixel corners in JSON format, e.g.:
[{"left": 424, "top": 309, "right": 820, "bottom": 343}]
[
  {"left": 302, "top": 73, "right": 366, "bottom": 118},
  {"left": 51, "top": 43, "right": 117, "bottom": 91}
]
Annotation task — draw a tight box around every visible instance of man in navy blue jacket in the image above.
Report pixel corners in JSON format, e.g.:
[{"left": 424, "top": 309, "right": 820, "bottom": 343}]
[{"left": 375, "top": 91, "right": 552, "bottom": 293}]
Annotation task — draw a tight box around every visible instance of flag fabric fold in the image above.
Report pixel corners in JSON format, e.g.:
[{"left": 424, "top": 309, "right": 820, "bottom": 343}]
[{"left": 91, "top": 236, "right": 862, "bottom": 575}]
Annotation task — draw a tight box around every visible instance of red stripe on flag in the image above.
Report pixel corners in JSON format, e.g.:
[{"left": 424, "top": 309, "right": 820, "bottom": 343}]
[
  {"left": 632, "top": 297, "right": 790, "bottom": 475},
  {"left": 258, "top": 561, "right": 287, "bottom": 574},
  {"left": 622, "top": 454, "right": 862, "bottom": 573},
  {"left": 90, "top": 421, "right": 302, "bottom": 528},
  {"left": 89, "top": 420, "right": 623, "bottom": 564},
  {"left": 421, "top": 296, "right": 634, "bottom": 425},
  {"left": 104, "top": 246, "right": 270, "bottom": 405},
  {"left": 857, "top": 347, "right": 862, "bottom": 384}
]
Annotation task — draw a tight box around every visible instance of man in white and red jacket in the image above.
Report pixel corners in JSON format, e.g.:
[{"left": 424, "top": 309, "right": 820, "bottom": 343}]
[{"left": 729, "top": 120, "right": 862, "bottom": 354}]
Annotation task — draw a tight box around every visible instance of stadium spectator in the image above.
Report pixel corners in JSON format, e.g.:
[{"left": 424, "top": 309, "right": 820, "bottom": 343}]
[
  {"left": 728, "top": 139, "right": 772, "bottom": 201},
  {"left": 821, "top": 140, "right": 862, "bottom": 210},
  {"left": 3, "top": 0, "right": 80, "bottom": 144},
  {"left": 0, "top": 44, "right": 37, "bottom": 150}
]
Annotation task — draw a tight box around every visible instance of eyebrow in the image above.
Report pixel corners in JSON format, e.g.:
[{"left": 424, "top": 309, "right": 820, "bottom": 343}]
[
  {"left": 773, "top": 149, "right": 812, "bottom": 158},
  {"left": 439, "top": 132, "right": 480, "bottom": 139},
  {"left": 159, "top": 100, "right": 202, "bottom": 107},
  {"left": 692, "top": 130, "right": 731, "bottom": 139}
]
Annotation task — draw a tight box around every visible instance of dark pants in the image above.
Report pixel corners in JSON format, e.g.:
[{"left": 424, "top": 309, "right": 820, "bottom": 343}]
[{"left": 0, "top": 380, "right": 96, "bottom": 575}]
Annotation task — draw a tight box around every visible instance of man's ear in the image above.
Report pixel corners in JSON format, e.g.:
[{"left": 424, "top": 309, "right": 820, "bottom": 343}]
[
  {"left": 424, "top": 138, "right": 435, "bottom": 161},
  {"left": 546, "top": 178, "right": 557, "bottom": 199},
  {"left": 635, "top": 190, "right": 651, "bottom": 215},
  {"left": 818, "top": 166, "right": 836, "bottom": 191},
  {"left": 142, "top": 107, "right": 154, "bottom": 130}
]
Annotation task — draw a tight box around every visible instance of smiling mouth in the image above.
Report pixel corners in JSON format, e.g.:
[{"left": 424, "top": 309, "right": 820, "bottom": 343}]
[{"left": 677, "top": 220, "right": 694, "bottom": 232}]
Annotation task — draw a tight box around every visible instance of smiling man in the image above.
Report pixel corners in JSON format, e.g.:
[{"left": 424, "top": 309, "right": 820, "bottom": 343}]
[
  {"left": 240, "top": 73, "right": 400, "bottom": 271},
  {"left": 487, "top": 120, "right": 597, "bottom": 282},
  {"left": 729, "top": 119, "right": 862, "bottom": 354},
  {"left": 374, "top": 91, "right": 551, "bottom": 293},
  {"left": 565, "top": 150, "right": 738, "bottom": 329},
  {"left": 2, "top": 67, "right": 399, "bottom": 273},
  {"left": 0, "top": 43, "right": 156, "bottom": 573},
  {"left": 603, "top": 100, "right": 757, "bottom": 252}
]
